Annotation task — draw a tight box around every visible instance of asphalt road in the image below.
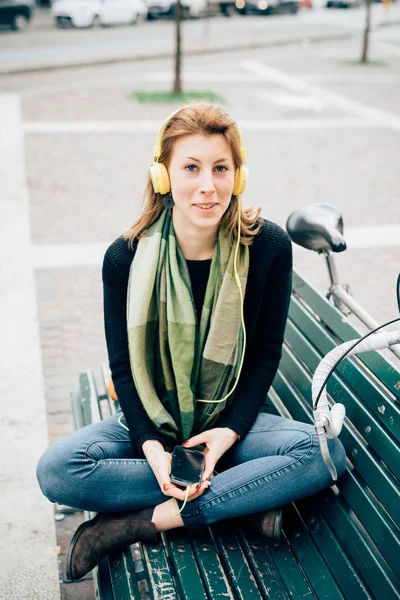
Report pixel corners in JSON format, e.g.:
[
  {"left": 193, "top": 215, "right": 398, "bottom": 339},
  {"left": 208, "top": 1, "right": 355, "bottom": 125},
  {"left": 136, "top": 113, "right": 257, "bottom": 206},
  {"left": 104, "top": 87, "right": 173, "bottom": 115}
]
[
  {"left": 1, "top": 11, "right": 399, "bottom": 599},
  {"left": 1, "top": 3, "right": 400, "bottom": 72}
]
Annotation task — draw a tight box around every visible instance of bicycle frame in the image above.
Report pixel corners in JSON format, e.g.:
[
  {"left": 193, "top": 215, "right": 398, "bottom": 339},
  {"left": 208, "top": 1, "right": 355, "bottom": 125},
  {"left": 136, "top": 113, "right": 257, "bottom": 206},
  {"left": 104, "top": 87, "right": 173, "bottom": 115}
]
[{"left": 322, "top": 250, "right": 400, "bottom": 361}]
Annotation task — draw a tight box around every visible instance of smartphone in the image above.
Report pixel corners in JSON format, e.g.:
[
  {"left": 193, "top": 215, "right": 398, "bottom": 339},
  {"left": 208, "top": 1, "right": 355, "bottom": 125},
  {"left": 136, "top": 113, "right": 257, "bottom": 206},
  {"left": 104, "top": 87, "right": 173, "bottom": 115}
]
[{"left": 170, "top": 446, "right": 206, "bottom": 488}]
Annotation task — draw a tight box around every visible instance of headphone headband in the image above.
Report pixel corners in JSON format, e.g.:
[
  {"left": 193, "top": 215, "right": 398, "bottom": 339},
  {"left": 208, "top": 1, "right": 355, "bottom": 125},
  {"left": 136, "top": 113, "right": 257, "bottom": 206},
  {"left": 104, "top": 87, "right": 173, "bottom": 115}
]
[{"left": 152, "top": 104, "right": 246, "bottom": 164}]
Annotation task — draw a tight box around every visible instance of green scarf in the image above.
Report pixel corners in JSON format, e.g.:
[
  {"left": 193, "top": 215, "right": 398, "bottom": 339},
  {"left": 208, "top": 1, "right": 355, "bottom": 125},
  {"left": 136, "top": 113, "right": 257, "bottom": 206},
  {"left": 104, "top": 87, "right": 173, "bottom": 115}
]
[{"left": 127, "top": 208, "right": 249, "bottom": 450}]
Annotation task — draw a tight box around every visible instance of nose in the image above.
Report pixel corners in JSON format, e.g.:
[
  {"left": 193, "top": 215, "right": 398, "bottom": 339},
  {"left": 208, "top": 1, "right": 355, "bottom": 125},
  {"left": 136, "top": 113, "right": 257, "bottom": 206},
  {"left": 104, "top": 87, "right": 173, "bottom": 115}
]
[{"left": 199, "top": 170, "right": 216, "bottom": 195}]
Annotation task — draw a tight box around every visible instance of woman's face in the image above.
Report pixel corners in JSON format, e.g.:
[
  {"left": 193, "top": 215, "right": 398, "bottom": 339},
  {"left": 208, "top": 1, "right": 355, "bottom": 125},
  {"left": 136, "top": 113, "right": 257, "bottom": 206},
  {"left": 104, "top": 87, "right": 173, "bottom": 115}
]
[{"left": 167, "top": 133, "right": 235, "bottom": 232}]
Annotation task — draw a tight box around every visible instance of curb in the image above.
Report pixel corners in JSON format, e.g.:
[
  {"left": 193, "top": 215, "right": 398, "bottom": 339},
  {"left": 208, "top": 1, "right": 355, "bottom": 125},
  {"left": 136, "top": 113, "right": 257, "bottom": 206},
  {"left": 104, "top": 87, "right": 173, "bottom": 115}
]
[{"left": 0, "top": 31, "right": 355, "bottom": 76}]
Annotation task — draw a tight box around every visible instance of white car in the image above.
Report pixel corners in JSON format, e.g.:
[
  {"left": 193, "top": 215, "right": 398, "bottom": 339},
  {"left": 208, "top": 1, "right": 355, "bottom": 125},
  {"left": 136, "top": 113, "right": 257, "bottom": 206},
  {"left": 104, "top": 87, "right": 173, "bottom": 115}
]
[
  {"left": 146, "top": 0, "right": 207, "bottom": 19},
  {"left": 52, "top": 0, "right": 147, "bottom": 27}
]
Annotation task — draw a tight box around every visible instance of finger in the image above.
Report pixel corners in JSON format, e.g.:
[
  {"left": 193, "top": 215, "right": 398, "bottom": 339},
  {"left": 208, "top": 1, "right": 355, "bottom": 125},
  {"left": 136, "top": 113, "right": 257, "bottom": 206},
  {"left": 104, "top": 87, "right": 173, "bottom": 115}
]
[
  {"left": 163, "top": 484, "right": 191, "bottom": 502},
  {"left": 203, "top": 455, "right": 217, "bottom": 482},
  {"left": 189, "top": 480, "right": 211, "bottom": 500},
  {"left": 161, "top": 477, "right": 171, "bottom": 493},
  {"left": 183, "top": 433, "right": 208, "bottom": 448}
]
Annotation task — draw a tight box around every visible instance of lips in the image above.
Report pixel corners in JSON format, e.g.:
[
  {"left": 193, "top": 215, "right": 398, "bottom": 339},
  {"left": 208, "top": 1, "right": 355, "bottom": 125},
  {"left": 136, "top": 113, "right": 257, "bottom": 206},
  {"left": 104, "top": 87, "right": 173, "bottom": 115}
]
[{"left": 194, "top": 203, "right": 217, "bottom": 210}]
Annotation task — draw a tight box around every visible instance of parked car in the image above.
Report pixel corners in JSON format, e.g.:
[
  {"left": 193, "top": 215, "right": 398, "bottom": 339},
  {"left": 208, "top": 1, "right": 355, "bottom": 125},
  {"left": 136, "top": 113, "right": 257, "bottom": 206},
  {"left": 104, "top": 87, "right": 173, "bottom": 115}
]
[
  {"left": 146, "top": 0, "right": 207, "bottom": 19},
  {"left": 236, "top": 0, "right": 299, "bottom": 13},
  {"left": 207, "top": 0, "right": 241, "bottom": 15},
  {"left": 0, "top": 0, "right": 33, "bottom": 30},
  {"left": 52, "top": 0, "right": 147, "bottom": 27},
  {"left": 326, "top": 0, "right": 361, "bottom": 7}
]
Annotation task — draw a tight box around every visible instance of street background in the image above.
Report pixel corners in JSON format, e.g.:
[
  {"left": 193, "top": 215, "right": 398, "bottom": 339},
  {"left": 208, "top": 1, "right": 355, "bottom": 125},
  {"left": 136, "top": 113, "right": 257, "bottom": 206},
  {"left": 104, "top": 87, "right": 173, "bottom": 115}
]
[{"left": 1, "top": 3, "right": 400, "bottom": 598}]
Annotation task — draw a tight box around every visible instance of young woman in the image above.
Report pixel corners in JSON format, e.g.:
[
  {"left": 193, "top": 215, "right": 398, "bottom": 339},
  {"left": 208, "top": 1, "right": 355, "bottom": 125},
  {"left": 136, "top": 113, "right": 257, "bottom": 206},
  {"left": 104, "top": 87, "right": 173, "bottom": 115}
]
[{"left": 36, "top": 103, "right": 347, "bottom": 582}]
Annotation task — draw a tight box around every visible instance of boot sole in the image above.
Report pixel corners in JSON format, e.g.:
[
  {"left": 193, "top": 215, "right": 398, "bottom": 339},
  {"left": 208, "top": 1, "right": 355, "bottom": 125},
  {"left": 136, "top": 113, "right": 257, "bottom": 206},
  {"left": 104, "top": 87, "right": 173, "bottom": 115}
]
[
  {"left": 246, "top": 507, "right": 283, "bottom": 541},
  {"left": 66, "top": 512, "right": 102, "bottom": 581},
  {"left": 272, "top": 508, "right": 283, "bottom": 541}
]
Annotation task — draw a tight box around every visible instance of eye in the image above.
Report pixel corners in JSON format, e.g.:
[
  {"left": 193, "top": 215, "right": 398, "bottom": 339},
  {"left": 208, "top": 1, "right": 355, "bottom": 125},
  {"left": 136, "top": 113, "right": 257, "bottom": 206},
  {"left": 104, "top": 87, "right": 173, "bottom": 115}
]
[
  {"left": 215, "top": 165, "right": 228, "bottom": 172},
  {"left": 185, "top": 164, "right": 197, "bottom": 172}
]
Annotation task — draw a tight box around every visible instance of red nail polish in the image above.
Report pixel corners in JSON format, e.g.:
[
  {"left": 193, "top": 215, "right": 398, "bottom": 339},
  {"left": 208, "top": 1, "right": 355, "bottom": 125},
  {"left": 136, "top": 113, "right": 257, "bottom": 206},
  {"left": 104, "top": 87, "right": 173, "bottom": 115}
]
[
  {"left": 182, "top": 441, "right": 189, "bottom": 446},
  {"left": 196, "top": 484, "right": 200, "bottom": 490},
  {"left": 163, "top": 483, "right": 169, "bottom": 491}
]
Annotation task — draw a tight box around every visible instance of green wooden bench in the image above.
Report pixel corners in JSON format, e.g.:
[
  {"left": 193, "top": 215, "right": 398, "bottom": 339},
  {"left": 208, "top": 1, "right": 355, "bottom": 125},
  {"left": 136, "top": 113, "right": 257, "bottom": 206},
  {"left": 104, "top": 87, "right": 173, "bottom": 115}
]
[{"left": 71, "top": 269, "right": 400, "bottom": 600}]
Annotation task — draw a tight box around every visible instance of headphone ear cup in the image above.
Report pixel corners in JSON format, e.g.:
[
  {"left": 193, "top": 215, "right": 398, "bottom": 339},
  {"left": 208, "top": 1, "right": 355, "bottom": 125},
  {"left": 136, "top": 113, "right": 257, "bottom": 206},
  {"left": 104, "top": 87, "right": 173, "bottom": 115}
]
[
  {"left": 233, "top": 165, "right": 248, "bottom": 196},
  {"left": 149, "top": 162, "right": 171, "bottom": 195}
]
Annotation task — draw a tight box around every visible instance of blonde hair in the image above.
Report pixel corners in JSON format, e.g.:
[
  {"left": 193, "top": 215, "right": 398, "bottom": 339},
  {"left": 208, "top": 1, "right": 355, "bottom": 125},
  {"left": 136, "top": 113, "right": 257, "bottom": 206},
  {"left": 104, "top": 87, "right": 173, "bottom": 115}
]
[{"left": 122, "top": 103, "right": 262, "bottom": 249}]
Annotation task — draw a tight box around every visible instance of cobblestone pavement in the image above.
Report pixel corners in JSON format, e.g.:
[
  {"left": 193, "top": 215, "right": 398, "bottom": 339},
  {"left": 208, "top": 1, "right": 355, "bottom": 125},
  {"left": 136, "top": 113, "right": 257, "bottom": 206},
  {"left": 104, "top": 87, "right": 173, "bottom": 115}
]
[{"left": 2, "top": 27, "right": 399, "bottom": 598}]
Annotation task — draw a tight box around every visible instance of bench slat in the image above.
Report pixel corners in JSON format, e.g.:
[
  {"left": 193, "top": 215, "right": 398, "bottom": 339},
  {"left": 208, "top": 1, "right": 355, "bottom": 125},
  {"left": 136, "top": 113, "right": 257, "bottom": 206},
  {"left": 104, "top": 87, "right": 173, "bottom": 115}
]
[
  {"left": 107, "top": 549, "right": 141, "bottom": 600},
  {"left": 323, "top": 493, "right": 400, "bottom": 600},
  {"left": 142, "top": 537, "right": 179, "bottom": 600},
  {"left": 288, "top": 296, "right": 400, "bottom": 443},
  {"left": 93, "top": 558, "right": 114, "bottom": 600},
  {"left": 80, "top": 371, "right": 102, "bottom": 424},
  {"left": 71, "top": 388, "right": 85, "bottom": 430},
  {"left": 285, "top": 317, "right": 400, "bottom": 480},
  {"left": 162, "top": 529, "right": 209, "bottom": 599},
  {"left": 238, "top": 522, "right": 316, "bottom": 600},
  {"left": 99, "top": 363, "right": 114, "bottom": 415},
  {"left": 212, "top": 522, "right": 265, "bottom": 599},
  {"left": 189, "top": 529, "right": 235, "bottom": 599},
  {"left": 293, "top": 496, "right": 373, "bottom": 600},
  {"left": 277, "top": 345, "right": 400, "bottom": 524},
  {"left": 238, "top": 528, "right": 292, "bottom": 599},
  {"left": 291, "top": 272, "right": 400, "bottom": 398},
  {"left": 282, "top": 504, "right": 345, "bottom": 600},
  {"left": 338, "top": 469, "right": 400, "bottom": 575}
]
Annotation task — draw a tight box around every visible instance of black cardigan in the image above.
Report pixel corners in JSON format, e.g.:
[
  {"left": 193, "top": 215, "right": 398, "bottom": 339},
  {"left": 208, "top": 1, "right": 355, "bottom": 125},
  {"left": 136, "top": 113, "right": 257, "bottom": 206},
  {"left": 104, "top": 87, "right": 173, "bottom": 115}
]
[{"left": 102, "top": 218, "right": 293, "bottom": 457}]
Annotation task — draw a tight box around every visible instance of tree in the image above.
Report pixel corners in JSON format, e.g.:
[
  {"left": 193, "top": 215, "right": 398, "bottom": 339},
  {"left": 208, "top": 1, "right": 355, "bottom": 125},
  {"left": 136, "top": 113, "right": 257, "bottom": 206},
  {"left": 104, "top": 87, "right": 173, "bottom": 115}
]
[
  {"left": 173, "top": 0, "right": 183, "bottom": 94},
  {"left": 361, "top": 0, "right": 372, "bottom": 63}
]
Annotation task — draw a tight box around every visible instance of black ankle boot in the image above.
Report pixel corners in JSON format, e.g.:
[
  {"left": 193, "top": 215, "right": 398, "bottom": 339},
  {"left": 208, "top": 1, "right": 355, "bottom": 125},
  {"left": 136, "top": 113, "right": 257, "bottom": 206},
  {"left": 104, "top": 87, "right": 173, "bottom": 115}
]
[{"left": 66, "top": 506, "right": 157, "bottom": 581}]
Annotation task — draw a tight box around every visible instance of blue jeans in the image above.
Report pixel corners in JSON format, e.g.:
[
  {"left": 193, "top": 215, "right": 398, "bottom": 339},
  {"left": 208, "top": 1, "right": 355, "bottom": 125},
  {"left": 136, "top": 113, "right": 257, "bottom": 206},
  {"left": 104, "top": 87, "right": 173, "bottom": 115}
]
[{"left": 36, "top": 410, "right": 347, "bottom": 533}]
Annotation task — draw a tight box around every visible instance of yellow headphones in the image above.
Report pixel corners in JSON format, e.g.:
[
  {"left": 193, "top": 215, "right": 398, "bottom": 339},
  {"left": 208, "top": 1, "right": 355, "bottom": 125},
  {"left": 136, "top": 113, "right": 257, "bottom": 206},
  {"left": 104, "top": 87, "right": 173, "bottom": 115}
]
[{"left": 149, "top": 104, "right": 248, "bottom": 197}]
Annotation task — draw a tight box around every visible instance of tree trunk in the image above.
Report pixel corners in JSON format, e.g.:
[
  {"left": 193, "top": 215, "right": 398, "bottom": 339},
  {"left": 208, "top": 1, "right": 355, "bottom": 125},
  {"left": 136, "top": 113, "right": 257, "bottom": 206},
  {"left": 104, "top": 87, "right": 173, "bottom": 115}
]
[
  {"left": 361, "top": 0, "right": 372, "bottom": 63},
  {"left": 173, "top": 0, "right": 182, "bottom": 94}
]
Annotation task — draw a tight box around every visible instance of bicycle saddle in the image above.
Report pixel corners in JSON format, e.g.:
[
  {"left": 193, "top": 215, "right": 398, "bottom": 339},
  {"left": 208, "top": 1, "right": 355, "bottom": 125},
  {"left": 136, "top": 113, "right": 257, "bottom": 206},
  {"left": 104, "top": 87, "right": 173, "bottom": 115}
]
[{"left": 286, "top": 203, "right": 347, "bottom": 253}]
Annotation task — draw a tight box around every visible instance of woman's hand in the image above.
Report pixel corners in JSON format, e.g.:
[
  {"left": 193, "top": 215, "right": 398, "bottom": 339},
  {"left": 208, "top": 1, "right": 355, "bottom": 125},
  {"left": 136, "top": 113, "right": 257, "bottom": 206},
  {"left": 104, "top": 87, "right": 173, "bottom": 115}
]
[
  {"left": 142, "top": 439, "right": 210, "bottom": 502},
  {"left": 183, "top": 427, "right": 239, "bottom": 482}
]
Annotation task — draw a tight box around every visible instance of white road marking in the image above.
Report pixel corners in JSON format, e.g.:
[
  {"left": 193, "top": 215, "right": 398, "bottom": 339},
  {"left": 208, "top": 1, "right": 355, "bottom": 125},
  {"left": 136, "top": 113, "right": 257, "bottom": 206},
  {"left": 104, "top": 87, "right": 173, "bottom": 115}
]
[
  {"left": 23, "top": 117, "right": 382, "bottom": 134},
  {"left": 255, "top": 90, "right": 326, "bottom": 111},
  {"left": 32, "top": 225, "right": 400, "bottom": 269},
  {"left": 293, "top": 225, "right": 400, "bottom": 252},
  {"left": 298, "top": 74, "right": 400, "bottom": 84},
  {"left": 33, "top": 241, "right": 110, "bottom": 269},
  {"left": 344, "top": 225, "right": 400, "bottom": 249},
  {"left": 241, "top": 59, "right": 400, "bottom": 130},
  {"left": 20, "top": 72, "right": 265, "bottom": 98},
  {"left": 375, "top": 41, "right": 400, "bottom": 57}
]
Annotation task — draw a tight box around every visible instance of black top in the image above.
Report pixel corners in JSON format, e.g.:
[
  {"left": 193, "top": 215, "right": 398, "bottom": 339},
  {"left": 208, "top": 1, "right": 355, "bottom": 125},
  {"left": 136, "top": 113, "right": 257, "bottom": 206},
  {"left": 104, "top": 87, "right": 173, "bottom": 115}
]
[
  {"left": 102, "top": 218, "right": 293, "bottom": 457},
  {"left": 185, "top": 258, "right": 212, "bottom": 326}
]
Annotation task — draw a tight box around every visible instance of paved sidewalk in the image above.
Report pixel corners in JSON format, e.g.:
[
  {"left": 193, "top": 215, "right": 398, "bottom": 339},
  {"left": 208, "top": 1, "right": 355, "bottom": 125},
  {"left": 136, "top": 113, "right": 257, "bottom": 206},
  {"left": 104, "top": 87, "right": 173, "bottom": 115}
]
[{"left": 0, "top": 94, "right": 60, "bottom": 600}]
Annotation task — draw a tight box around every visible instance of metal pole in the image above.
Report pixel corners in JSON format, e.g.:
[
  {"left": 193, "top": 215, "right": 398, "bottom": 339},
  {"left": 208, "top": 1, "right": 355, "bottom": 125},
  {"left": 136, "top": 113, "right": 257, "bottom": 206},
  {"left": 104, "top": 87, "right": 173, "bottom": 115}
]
[{"left": 324, "top": 252, "right": 347, "bottom": 312}]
